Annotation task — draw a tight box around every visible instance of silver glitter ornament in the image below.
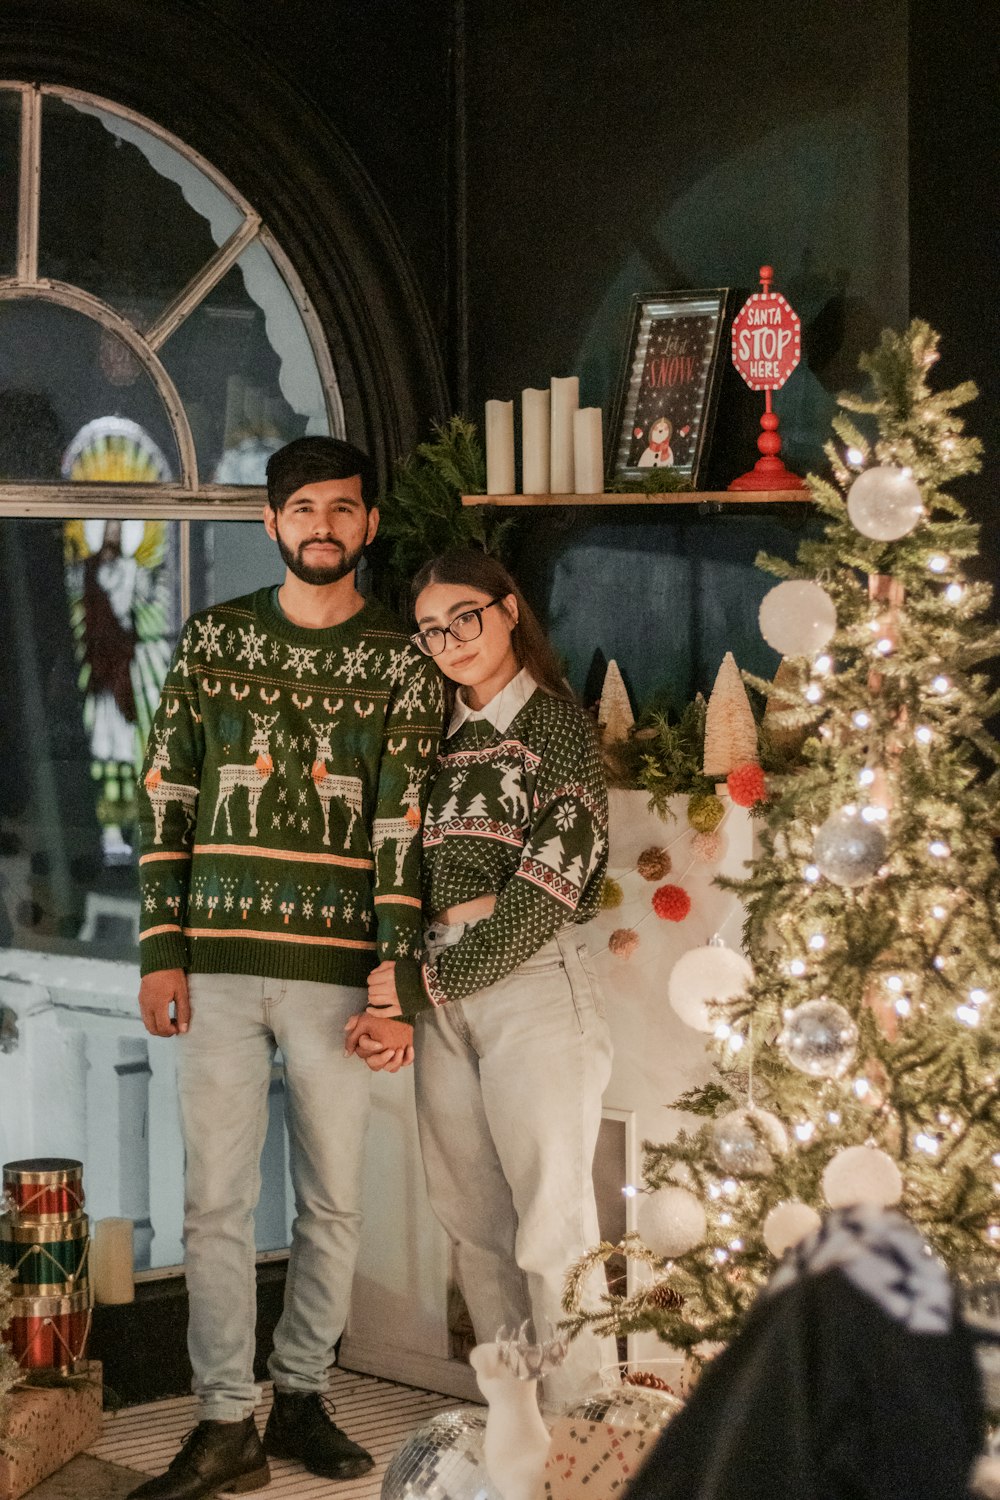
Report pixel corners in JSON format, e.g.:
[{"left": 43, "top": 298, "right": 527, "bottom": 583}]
[
  {"left": 710, "top": 1107, "right": 789, "bottom": 1176},
  {"left": 381, "top": 1408, "right": 500, "bottom": 1500},
  {"left": 780, "top": 999, "right": 858, "bottom": 1078},
  {"left": 813, "top": 808, "right": 887, "bottom": 886},
  {"left": 564, "top": 1383, "right": 682, "bottom": 1431}
]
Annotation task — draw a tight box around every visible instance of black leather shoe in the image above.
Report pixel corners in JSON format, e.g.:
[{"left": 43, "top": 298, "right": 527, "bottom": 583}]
[
  {"left": 126, "top": 1417, "right": 270, "bottom": 1498},
  {"left": 263, "top": 1390, "right": 374, "bottom": 1480}
]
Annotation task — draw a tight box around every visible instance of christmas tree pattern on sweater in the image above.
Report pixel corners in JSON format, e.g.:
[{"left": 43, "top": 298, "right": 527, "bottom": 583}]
[
  {"left": 393, "top": 688, "right": 609, "bottom": 1015},
  {"left": 138, "top": 589, "right": 444, "bottom": 990}
]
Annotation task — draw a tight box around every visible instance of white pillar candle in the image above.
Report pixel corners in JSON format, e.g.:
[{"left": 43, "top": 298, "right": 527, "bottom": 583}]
[
  {"left": 549, "top": 375, "right": 579, "bottom": 493},
  {"left": 91, "top": 1217, "right": 135, "bottom": 1305},
  {"left": 520, "top": 388, "right": 550, "bottom": 494},
  {"left": 485, "top": 399, "right": 515, "bottom": 496},
  {"left": 573, "top": 406, "right": 604, "bottom": 493}
]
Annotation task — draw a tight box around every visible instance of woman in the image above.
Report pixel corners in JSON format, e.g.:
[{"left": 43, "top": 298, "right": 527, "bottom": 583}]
[{"left": 346, "top": 548, "right": 615, "bottom": 1407}]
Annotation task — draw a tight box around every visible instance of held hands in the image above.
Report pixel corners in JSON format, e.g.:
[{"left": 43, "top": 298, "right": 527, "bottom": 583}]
[
  {"left": 138, "top": 968, "right": 190, "bottom": 1037},
  {"left": 344, "top": 1012, "right": 414, "bottom": 1073}
]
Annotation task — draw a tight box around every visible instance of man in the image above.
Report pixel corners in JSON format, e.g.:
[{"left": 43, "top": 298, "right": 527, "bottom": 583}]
[{"left": 131, "top": 437, "right": 442, "bottom": 1499}]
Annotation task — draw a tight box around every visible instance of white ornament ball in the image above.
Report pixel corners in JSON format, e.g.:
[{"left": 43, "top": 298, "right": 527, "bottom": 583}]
[
  {"left": 780, "top": 999, "right": 858, "bottom": 1078},
  {"left": 758, "top": 580, "right": 837, "bottom": 657},
  {"left": 762, "top": 1200, "right": 822, "bottom": 1256},
  {"left": 710, "top": 1107, "right": 789, "bottom": 1176},
  {"left": 813, "top": 808, "right": 888, "bottom": 887},
  {"left": 667, "top": 944, "right": 753, "bottom": 1033},
  {"left": 638, "top": 1185, "right": 708, "bottom": 1258},
  {"left": 847, "top": 465, "right": 924, "bottom": 541},
  {"left": 822, "top": 1145, "right": 903, "bottom": 1209}
]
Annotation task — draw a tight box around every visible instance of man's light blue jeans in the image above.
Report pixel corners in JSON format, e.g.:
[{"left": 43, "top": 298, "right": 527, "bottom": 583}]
[{"left": 177, "top": 973, "right": 370, "bottom": 1421}]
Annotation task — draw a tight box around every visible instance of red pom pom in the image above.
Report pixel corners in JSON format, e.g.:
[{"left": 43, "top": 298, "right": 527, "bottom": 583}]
[
  {"left": 727, "top": 762, "right": 767, "bottom": 808},
  {"left": 652, "top": 883, "right": 691, "bottom": 921}
]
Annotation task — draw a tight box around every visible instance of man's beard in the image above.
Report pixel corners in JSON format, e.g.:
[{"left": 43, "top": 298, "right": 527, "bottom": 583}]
[{"left": 275, "top": 530, "right": 364, "bottom": 585}]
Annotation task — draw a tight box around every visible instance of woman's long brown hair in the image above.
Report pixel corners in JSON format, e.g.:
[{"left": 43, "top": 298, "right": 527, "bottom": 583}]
[{"left": 411, "top": 549, "right": 576, "bottom": 716}]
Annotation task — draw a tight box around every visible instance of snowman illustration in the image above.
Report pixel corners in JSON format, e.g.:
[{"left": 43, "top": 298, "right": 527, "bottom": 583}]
[{"left": 637, "top": 415, "right": 674, "bottom": 467}]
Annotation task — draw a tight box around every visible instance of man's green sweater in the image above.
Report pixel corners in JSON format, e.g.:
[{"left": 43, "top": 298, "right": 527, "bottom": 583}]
[{"left": 137, "top": 589, "right": 443, "bottom": 992}]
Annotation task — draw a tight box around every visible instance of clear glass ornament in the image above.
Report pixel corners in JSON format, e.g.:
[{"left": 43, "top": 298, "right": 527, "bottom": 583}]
[
  {"left": 710, "top": 1106, "right": 788, "bottom": 1176},
  {"left": 780, "top": 999, "right": 858, "bottom": 1078},
  {"left": 381, "top": 1408, "right": 501, "bottom": 1500},
  {"left": 813, "top": 808, "right": 887, "bottom": 886},
  {"left": 758, "top": 579, "right": 837, "bottom": 656},
  {"left": 847, "top": 465, "right": 923, "bottom": 541}
]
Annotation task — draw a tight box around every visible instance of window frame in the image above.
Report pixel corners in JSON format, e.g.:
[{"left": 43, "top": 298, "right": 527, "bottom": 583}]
[{"left": 0, "top": 80, "right": 345, "bottom": 522}]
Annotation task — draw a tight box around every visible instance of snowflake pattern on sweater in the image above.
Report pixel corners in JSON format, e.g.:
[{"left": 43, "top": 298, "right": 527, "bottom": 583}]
[
  {"left": 393, "top": 687, "right": 609, "bottom": 1016},
  {"left": 138, "top": 589, "right": 443, "bottom": 991}
]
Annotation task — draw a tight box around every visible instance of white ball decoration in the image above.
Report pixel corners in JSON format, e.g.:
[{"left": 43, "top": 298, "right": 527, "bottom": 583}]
[
  {"left": 667, "top": 942, "right": 753, "bottom": 1034},
  {"left": 847, "top": 465, "right": 924, "bottom": 541},
  {"left": 813, "top": 807, "right": 888, "bottom": 887},
  {"left": 637, "top": 1185, "right": 708, "bottom": 1258},
  {"left": 762, "top": 1200, "right": 822, "bottom": 1256},
  {"left": 710, "top": 1107, "right": 789, "bottom": 1176},
  {"left": 822, "top": 1145, "right": 903, "bottom": 1209},
  {"left": 758, "top": 580, "right": 837, "bottom": 657},
  {"left": 780, "top": 999, "right": 858, "bottom": 1078}
]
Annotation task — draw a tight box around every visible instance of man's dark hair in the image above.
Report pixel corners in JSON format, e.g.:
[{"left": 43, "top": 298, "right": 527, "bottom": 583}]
[{"left": 265, "top": 436, "right": 378, "bottom": 511}]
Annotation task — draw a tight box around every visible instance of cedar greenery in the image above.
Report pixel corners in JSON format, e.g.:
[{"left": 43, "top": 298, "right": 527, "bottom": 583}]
[
  {"left": 0, "top": 1264, "right": 17, "bottom": 1451},
  {"left": 373, "top": 418, "right": 514, "bottom": 606},
  {"left": 564, "top": 322, "right": 1000, "bottom": 1356}
]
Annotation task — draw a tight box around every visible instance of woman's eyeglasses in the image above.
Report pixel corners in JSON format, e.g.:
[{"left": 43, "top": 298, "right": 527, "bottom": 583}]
[{"left": 411, "top": 598, "right": 505, "bottom": 657}]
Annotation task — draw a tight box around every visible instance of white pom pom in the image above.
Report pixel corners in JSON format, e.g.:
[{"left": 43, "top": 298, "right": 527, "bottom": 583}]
[
  {"left": 638, "top": 1185, "right": 708, "bottom": 1258},
  {"left": 762, "top": 1200, "right": 822, "bottom": 1256},
  {"left": 822, "top": 1145, "right": 903, "bottom": 1208},
  {"left": 667, "top": 943, "right": 753, "bottom": 1033}
]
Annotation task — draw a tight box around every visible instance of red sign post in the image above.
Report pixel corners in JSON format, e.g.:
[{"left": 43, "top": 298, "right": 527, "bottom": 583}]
[{"left": 728, "top": 265, "right": 806, "bottom": 491}]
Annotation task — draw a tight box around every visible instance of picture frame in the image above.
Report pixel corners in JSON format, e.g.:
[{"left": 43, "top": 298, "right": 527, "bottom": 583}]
[{"left": 607, "top": 288, "right": 730, "bottom": 488}]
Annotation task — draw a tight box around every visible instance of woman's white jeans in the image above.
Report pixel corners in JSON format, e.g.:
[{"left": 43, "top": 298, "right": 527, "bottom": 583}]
[
  {"left": 176, "top": 973, "right": 371, "bottom": 1421},
  {"left": 415, "top": 922, "right": 617, "bottom": 1408}
]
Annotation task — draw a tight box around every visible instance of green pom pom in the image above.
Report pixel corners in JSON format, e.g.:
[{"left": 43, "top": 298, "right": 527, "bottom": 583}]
[
  {"left": 687, "top": 793, "right": 725, "bottom": 833},
  {"left": 600, "top": 878, "right": 625, "bottom": 910}
]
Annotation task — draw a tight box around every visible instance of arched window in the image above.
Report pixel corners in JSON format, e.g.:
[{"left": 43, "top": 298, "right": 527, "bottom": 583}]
[
  {"left": 0, "top": 85, "right": 352, "bottom": 1267},
  {"left": 0, "top": 82, "right": 343, "bottom": 514}
]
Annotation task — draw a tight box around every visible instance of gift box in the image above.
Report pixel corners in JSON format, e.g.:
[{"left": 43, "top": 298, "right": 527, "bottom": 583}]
[
  {"left": 0, "top": 1360, "right": 102, "bottom": 1500},
  {"left": 542, "top": 1415, "right": 660, "bottom": 1499}
]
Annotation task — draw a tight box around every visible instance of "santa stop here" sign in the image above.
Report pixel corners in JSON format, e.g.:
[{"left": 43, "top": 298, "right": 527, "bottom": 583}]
[{"left": 731, "top": 283, "right": 801, "bottom": 391}]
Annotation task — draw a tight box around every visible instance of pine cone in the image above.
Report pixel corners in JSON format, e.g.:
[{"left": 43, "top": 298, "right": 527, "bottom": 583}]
[
  {"left": 623, "top": 1369, "right": 676, "bottom": 1392},
  {"left": 640, "top": 1281, "right": 685, "bottom": 1310}
]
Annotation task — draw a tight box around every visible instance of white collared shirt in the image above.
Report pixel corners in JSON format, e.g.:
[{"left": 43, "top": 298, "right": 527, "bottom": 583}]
[{"left": 446, "top": 666, "right": 538, "bottom": 739}]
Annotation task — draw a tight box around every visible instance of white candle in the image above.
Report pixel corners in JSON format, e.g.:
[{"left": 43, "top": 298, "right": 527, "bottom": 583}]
[
  {"left": 485, "top": 399, "right": 515, "bottom": 496},
  {"left": 521, "top": 388, "right": 550, "bottom": 494},
  {"left": 573, "top": 407, "right": 604, "bottom": 493},
  {"left": 91, "top": 1217, "right": 135, "bottom": 1305},
  {"left": 549, "top": 376, "right": 579, "bottom": 493}
]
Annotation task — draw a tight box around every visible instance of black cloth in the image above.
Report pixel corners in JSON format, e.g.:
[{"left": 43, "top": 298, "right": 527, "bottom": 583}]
[{"left": 625, "top": 1264, "right": 984, "bottom": 1500}]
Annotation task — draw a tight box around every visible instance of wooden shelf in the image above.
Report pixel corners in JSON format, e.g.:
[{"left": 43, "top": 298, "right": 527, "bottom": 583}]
[{"left": 461, "top": 490, "right": 808, "bottom": 507}]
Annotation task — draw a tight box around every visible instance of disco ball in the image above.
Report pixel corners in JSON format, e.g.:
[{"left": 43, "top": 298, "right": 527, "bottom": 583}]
[
  {"left": 563, "top": 1382, "right": 682, "bottom": 1432},
  {"left": 381, "top": 1408, "right": 501, "bottom": 1500}
]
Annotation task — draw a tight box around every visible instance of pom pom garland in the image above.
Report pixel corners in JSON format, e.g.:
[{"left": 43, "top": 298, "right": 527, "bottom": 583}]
[
  {"left": 687, "top": 793, "right": 726, "bottom": 834},
  {"left": 600, "top": 878, "right": 624, "bottom": 909},
  {"left": 609, "top": 927, "right": 640, "bottom": 960},
  {"left": 637, "top": 846, "right": 673, "bottom": 881},
  {"left": 727, "top": 762, "right": 767, "bottom": 808},
  {"left": 689, "top": 829, "right": 723, "bottom": 863},
  {"left": 652, "top": 884, "right": 691, "bottom": 922}
]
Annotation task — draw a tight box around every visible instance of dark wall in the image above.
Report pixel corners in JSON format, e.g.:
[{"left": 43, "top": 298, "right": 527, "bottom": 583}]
[{"left": 459, "top": 0, "right": 910, "bottom": 704}]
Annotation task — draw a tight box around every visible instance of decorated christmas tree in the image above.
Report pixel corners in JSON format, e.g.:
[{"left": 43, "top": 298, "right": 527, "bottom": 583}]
[{"left": 565, "top": 322, "right": 1000, "bottom": 1357}]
